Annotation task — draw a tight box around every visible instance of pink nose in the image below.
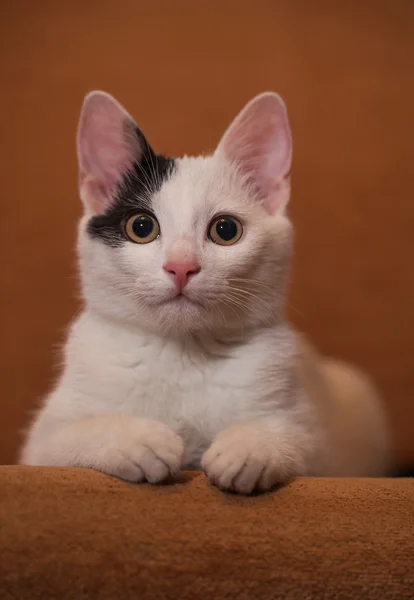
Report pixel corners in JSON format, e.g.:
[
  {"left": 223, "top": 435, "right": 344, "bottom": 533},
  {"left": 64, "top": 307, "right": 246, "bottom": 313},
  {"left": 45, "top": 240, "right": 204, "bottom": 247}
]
[{"left": 163, "top": 261, "right": 201, "bottom": 289}]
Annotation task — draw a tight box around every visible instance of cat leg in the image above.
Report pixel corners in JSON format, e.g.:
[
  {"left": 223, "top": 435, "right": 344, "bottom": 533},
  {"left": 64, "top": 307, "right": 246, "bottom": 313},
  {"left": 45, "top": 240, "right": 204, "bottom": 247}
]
[
  {"left": 202, "top": 416, "right": 316, "bottom": 494},
  {"left": 21, "top": 414, "right": 184, "bottom": 484}
]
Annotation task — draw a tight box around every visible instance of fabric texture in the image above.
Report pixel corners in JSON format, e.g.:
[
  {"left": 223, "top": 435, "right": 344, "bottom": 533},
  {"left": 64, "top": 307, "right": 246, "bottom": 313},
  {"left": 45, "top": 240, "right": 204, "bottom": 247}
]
[{"left": 0, "top": 466, "right": 413, "bottom": 599}]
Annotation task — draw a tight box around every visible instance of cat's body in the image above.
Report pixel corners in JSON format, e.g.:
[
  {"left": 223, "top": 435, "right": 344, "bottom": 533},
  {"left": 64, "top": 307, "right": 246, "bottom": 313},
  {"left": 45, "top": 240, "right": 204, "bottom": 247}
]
[{"left": 20, "top": 92, "right": 390, "bottom": 492}]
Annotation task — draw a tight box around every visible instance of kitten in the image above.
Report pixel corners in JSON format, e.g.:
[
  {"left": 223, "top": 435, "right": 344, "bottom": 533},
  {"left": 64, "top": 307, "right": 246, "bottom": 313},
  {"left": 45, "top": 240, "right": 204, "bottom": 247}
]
[{"left": 20, "top": 91, "right": 390, "bottom": 493}]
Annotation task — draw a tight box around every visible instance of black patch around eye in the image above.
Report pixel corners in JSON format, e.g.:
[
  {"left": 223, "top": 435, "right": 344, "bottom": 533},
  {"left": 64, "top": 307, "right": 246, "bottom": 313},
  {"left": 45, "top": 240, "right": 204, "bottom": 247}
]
[{"left": 87, "top": 127, "right": 176, "bottom": 247}]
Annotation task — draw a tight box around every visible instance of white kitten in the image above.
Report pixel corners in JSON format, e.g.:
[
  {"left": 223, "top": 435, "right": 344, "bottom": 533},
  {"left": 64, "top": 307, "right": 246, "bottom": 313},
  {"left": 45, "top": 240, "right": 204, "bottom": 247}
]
[{"left": 20, "top": 91, "right": 390, "bottom": 493}]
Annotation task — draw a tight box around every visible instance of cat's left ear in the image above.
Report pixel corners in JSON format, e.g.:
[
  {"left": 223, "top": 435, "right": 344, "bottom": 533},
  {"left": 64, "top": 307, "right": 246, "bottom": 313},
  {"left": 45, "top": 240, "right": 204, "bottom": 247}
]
[
  {"left": 215, "top": 92, "right": 292, "bottom": 214},
  {"left": 76, "top": 91, "right": 145, "bottom": 214}
]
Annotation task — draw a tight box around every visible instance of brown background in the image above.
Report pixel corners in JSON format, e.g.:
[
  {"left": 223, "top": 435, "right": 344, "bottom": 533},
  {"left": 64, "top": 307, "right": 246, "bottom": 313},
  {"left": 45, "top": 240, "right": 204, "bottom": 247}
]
[{"left": 1, "top": 1, "right": 413, "bottom": 467}]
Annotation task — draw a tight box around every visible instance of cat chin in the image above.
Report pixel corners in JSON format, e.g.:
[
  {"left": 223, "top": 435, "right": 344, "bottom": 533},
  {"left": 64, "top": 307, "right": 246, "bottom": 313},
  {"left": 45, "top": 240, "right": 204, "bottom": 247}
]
[
  {"left": 145, "top": 298, "right": 211, "bottom": 334},
  {"left": 142, "top": 303, "right": 261, "bottom": 337},
  {"left": 160, "top": 294, "right": 204, "bottom": 309}
]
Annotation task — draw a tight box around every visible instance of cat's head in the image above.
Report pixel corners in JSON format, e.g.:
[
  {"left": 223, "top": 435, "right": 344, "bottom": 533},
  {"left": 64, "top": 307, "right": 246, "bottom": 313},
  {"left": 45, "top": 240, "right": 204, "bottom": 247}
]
[{"left": 76, "top": 91, "right": 293, "bottom": 336}]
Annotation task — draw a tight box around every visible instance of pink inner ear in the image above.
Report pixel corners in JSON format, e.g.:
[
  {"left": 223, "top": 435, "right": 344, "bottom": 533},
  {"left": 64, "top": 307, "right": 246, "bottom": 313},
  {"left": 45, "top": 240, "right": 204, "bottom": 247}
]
[
  {"left": 77, "top": 92, "right": 140, "bottom": 213},
  {"left": 216, "top": 93, "right": 292, "bottom": 214}
]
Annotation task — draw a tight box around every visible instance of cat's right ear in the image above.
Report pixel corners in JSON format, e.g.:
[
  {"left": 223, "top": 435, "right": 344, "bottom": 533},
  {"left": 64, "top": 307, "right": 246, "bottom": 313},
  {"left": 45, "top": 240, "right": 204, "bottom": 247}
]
[{"left": 76, "top": 91, "right": 143, "bottom": 214}]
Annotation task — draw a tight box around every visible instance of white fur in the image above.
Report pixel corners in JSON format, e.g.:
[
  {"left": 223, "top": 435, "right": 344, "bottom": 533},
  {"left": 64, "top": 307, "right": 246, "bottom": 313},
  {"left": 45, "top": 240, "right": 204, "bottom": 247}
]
[{"left": 20, "top": 94, "right": 390, "bottom": 493}]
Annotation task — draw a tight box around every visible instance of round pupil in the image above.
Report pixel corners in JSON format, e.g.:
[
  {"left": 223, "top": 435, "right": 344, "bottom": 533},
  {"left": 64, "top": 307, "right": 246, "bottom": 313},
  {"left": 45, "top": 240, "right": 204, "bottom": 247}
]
[
  {"left": 132, "top": 216, "right": 154, "bottom": 238},
  {"left": 215, "top": 218, "right": 237, "bottom": 241}
]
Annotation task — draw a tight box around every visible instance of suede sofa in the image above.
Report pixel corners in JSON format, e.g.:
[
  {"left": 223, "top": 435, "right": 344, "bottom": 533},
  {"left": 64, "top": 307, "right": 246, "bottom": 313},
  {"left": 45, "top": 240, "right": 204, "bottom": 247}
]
[{"left": 1, "top": 467, "right": 413, "bottom": 599}]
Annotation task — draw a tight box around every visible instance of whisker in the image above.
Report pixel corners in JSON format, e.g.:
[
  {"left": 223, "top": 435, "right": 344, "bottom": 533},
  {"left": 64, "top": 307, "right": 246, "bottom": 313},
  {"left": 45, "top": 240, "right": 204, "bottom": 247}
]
[
  {"left": 227, "top": 286, "right": 274, "bottom": 309},
  {"left": 225, "top": 289, "right": 279, "bottom": 324},
  {"left": 215, "top": 302, "right": 228, "bottom": 329},
  {"left": 286, "top": 301, "right": 304, "bottom": 318},
  {"left": 145, "top": 141, "right": 160, "bottom": 192},
  {"left": 227, "top": 277, "right": 275, "bottom": 289},
  {"left": 134, "top": 161, "right": 155, "bottom": 199}
]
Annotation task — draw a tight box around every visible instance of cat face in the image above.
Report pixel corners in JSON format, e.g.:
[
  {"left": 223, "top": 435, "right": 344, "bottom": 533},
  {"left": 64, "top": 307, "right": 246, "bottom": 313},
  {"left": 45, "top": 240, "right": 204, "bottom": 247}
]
[{"left": 76, "top": 92, "right": 293, "bottom": 335}]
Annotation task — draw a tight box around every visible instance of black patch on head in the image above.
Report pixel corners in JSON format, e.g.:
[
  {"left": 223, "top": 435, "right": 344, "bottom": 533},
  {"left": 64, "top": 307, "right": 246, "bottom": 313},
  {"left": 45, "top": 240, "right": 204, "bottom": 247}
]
[{"left": 87, "top": 127, "right": 176, "bottom": 247}]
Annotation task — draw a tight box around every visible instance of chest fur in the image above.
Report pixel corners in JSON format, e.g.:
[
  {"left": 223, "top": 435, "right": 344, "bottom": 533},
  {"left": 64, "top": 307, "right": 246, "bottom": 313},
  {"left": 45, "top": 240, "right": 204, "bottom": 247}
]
[{"left": 65, "top": 317, "right": 266, "bottom": 440}]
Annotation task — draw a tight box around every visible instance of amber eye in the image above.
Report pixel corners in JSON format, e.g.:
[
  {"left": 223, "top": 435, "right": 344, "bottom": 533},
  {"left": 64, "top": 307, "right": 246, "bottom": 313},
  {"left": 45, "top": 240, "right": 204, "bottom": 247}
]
[
  {"left": 125, "top": 214, "right": 160, "bottom": 244},
  {"left": 208, "top": 215, "right": 243, "bottom": 246}
]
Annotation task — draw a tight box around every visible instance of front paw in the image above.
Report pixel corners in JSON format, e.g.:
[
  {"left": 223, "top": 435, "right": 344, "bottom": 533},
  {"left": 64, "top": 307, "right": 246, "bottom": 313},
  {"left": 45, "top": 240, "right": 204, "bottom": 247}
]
[
  {"left": 108, "top": 419, "right": 185, "bottom": 484},
  {"left": 201, "top": 422, "right": 294, "bottom": 494}
]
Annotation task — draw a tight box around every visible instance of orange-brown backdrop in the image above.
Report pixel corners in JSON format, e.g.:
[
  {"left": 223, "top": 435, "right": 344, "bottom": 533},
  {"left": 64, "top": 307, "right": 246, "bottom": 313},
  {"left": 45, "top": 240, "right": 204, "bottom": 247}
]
[{"left": 1, "top": 1, "right": 413, "bottom": 467}]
